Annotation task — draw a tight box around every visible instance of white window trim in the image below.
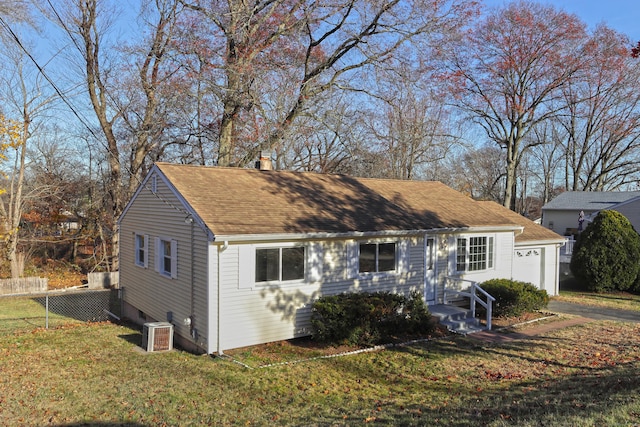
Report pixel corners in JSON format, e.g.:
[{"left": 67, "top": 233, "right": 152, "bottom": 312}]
[
  {"left": 454, "top": 234, "right": 495, "bottom": 274},
  {"left": 238, "top": 242, "right": 322, "bottom": 289},
  {"left": 134, "top": 233, "right": 149, "bottom": 268},
  {"left": 347, "top": 239, "right": 409, "bottom": 279},
  {"left": 155, "top": 236, "right": 178, "bottom": 279}
]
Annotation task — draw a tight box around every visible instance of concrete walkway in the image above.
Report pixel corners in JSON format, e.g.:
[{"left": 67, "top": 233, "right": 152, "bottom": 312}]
[{"left": 468, "top": 300, "right": 639, "bottom": 344}]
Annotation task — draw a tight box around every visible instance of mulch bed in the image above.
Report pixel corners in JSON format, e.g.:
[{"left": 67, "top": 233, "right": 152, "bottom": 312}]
[
  {"left": 489, "top": 311, "right": 553, "bottom": 329},
  {"left": 223, "top": 313, "right": 554, "bottom": 366}
]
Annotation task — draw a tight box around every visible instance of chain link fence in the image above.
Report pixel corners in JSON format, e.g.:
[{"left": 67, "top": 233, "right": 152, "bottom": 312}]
[{"left": 0, "top": 288, "right": 122, "bottom": 333}]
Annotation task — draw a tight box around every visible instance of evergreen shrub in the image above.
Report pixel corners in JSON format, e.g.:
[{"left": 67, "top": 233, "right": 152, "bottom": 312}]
[
  {"left": 310, "top": 291, "right": 434, "bottom": 346},
  {"left": 570, "top": 210, "right": 640, "bottom": 293},
  {"left": 480, "top": 279, "right": 549, "bottom": 317}
]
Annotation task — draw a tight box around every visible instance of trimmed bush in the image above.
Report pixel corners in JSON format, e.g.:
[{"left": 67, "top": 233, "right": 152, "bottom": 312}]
[
  {"left": 480, "top": 279, "right": 549, "bottom": 317},
  {"left": 570, "top": 210, "right": 640, "bottom": 293},
  {"left": 310, "top": 291, "right": 434, "bottom": 346}
]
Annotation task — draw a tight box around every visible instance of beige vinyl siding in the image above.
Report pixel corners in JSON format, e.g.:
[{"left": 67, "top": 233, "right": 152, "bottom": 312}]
[
  {"left": 217, "top": 243, "right": 320, "bottom": 350},
  {"left": 119, "top": 175, "right": 211, "bottom": 352},
  {"left": 216, "top": 236, "right": 424, "bottom": 351},
  {"left": 495, "top": 232, "right": 513, "bottom": 274}
]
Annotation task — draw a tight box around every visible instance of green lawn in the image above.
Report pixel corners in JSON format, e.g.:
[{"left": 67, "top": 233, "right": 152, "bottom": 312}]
[
  {"left": 557, "top": 277, "right": 640, "bottom": 311},
  {"left": 0, "top": 295, "right": 81, "bottom": 333},
  {"left": 0, "top": 310, "right": 639, "bottom": 426}
]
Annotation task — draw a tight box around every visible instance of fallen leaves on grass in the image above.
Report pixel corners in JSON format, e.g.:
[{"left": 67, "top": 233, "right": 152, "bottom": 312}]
[{"left": 484, "top": 370, "right": 525, "bottom": 380}]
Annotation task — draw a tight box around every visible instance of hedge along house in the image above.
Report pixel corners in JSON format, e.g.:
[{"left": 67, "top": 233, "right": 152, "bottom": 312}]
[{"left": 118, "top": 162, "right": 565, "bottom": 354}]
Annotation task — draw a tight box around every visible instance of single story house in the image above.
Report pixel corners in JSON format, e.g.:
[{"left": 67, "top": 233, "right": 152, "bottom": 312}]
[
  {"left": 541, "top": 191, "right": 640, "bottom": 236},
  {"left": 118, "top": 162, "right": 565, "bottom": 354}
]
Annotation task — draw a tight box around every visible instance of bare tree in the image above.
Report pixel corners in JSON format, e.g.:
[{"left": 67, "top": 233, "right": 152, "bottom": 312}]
[
  {"left": 180, "top": 0, "right": 476, "bottom": 167},
  {"left": 526, "top": 121, "right": 565, "bottom": 205},
  {"left": 447, "top": 143, "right": 505, "bottom": 202},
  {"left": 49, "top": 0, "right": 185, "bottom": 270},
  {"left": 560, "top": 25, "right": 640, "bottom": 191},
  {"left": 278, "top": 94, "right": 355, "bottom": 173},
  {"left": 365, "top": 62, "right": 460, "bottom": 181},
  {"left": 443, "top": 1, "right": 586, "bottom": 210},
  {"left": 0, "top": 45, "right": 57, "bottom": 277}
]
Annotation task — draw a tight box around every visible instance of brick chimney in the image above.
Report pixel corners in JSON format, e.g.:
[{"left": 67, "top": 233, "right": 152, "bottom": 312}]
[{"left": 257, "top": 150, "right": 273, "bottom": 171}]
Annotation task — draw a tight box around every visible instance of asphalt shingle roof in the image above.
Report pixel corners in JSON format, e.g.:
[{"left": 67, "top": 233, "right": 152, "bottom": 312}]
[
  {"left": 478, "top": 201, "right": 564, "bottom": 243},
  {"left": 155, "top": 163, "right": 562, "bottom": 242},
  {"left": 542, "top": 191, "right": 640, "bottom": 211}
]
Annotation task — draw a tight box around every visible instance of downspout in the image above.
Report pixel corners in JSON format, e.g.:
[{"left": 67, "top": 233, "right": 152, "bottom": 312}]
[
  {"left": 189, "top": 217, "right": 196, "bottom": 339},
  {"left": 217, "top": 241, "right": 229, "bottom": 355}
]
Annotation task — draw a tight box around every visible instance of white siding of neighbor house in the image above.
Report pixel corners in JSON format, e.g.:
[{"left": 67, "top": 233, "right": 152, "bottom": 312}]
[
  {"left": 542, "top": 210, "right": 594, "bottom": 236},
  {"left": 545, "top": 203, "right": 640, "bottom": 238},
  {"left": 611, "top": 201, "right": 640, "bottom": 234},
  {"left": 119, "top": 173, "right": 211, "bottom": 352},
  {"left": 213, "top": 236, "right": 426, "bottom": 351}
]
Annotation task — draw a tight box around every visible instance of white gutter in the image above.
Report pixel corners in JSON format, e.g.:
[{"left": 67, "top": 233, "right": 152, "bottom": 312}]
[
  {"left": 212, "top": 226, "right": 521, "bottom": 243},
  {"left": 515, "top": 238, "right": 567, "bottom": 247},
  {"left": 513, "top": 226, "right": 525, "bottom": 237}
]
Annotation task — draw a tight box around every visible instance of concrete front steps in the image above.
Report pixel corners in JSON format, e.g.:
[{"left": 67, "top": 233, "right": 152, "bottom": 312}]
[{"left": 429, "top": 304, "right": 487, "bottom": 335}]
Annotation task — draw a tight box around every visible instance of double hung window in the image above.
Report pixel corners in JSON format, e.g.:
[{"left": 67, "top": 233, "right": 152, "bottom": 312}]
[
  {"left": 155, "top": 237, "right": 177, "bottom": 279},
  {"left": 134, "top": 234, "right": 148, "bottom": 268}
]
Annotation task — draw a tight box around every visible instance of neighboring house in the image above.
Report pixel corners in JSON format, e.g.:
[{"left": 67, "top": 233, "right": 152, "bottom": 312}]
[
  {"left": 541, "top": 191, "right": 640, "bottom": 236},
  {"left": 118, "top": 162, "right": 565, "bottom": 354},
  {"left": 58, "top": 210, "right": 82, "bottom": 232}
]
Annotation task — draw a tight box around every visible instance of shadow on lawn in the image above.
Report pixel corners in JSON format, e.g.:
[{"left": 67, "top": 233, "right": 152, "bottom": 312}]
[
  {"left": 314, "top": 334, "right": 640, "bottom": 426},
  {"left": 316, "top": 362, "right": 640, "bottom": 426},
  {"left": 54, "top": 423, "right": 148, "bottom": 427},
  {"left": 118, "top": 332, "right": 142, "bottom": 347}
]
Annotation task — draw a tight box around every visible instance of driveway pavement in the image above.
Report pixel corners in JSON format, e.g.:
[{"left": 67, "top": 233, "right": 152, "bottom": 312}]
[{"left": 547, "top": 300, "right": 640, "bottom": 323}]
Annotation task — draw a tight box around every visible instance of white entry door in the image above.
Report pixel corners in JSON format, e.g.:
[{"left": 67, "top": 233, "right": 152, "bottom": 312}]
[{"left": 425, "top": 237, "right": 436, "bottom": 303}]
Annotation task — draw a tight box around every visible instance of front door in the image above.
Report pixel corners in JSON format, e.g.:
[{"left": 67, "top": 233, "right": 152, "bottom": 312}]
[{"left": 425, "top": 237, "right": 436, "bottom": 303}]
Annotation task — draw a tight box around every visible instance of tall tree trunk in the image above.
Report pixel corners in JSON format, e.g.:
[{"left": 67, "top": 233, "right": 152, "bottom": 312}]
[{"left": 77, "top": 0, "right": 122, "bottom": 271}]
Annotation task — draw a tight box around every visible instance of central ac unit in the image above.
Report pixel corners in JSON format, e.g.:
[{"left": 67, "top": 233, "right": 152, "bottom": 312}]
[{"left": 142, "top": 322, "right": 174, "bottom": 352}]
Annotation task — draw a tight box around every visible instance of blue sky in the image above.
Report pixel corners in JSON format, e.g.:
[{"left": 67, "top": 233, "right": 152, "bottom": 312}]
[{"left": 483, "top": 0, "right": 640, "bottom": 42}]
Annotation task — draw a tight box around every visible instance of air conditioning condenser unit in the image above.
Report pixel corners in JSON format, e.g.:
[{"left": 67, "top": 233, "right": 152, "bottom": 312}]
[{"left": 142, "top": 322, "right": 174, "bottom": 352}]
